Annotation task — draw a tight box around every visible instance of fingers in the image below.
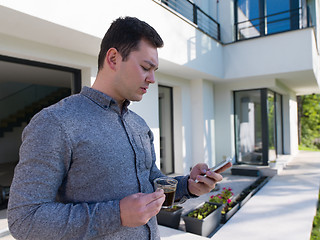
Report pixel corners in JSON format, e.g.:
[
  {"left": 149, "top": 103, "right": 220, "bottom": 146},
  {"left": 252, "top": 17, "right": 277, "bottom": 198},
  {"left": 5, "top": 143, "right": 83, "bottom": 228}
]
[
  {"left": 198, "top": 163, "right": 209, "bottom": 174},
  {"left": 190, "top": 163, "right": 209, "bottom": 179},
  {"left": 195, "top": 171, "right": 222, "bottom": 189},
  {"left": 204, "top": 171, "right": 223, "bottom": 183},
  {"left": 188, "top": 170, "right": 224, "bottom": 196},
  {"left": 145, "top": 188, "right": 165, "bottom": 205},
  {"left": 145, "top": 189, "right": 165, "bottom": 216},
  {"left": 120, "top": 190, "right": 165, "bottom": 227}
]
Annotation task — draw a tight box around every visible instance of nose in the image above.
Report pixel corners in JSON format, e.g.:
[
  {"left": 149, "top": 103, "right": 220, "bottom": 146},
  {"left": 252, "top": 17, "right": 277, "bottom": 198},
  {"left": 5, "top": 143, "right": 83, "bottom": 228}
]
[{"left": 146, "top": 71, "right": 156, "bottom": 84}]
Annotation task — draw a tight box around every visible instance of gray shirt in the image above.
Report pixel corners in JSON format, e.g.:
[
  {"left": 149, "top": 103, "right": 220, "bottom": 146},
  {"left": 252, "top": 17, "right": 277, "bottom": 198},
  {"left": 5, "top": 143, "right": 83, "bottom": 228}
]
[{"left": 8, "top": 87, "right": 192, "bottom": 240}]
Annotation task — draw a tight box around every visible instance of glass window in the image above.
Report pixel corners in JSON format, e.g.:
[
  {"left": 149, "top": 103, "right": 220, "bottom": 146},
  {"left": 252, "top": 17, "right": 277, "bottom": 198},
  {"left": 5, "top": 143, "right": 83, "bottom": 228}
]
[
  {"left": 234, "top": 90, "right": 263, "bottom": 165},
  {"left": 235, "top": 0, "right": 301, "bottom": 40},
  {"left": 266, "top": 0, "right": 293, "bottom": 34},
  {"left": 158, "top": 86, "right": 174, "bottom": 174},
  {"left": 234, "top": 89, "right": 283, "bottom": 165},
  {"left": 275, "top": 93, "right": 283, "bottom": 155},
  {"left": 236, "top": 0, "right": 261, "bottom": 39},
  {"left": 267, "top": 91, "right": 276, "bottom": 161}
]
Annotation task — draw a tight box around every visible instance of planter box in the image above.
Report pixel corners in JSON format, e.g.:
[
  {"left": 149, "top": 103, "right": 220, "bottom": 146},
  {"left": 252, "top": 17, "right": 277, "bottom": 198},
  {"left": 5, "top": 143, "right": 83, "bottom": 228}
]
[
  {"left": 237, "top": 188, "right": 254, "bottom": 208},
  {"left": 221, "top": 202, "right": 240, "bottom": 223},
  {"left": 251, "top": 176, "right": 270, "bottom": 194},
  {"left": 156, "top": 206, "right": 183, "bottom": 229},
  {"left": 182, "top": 202, "right": 222, "bottom": 237},
  {"left": 234, "top": 176, "right": 270, "bottom": 208}
]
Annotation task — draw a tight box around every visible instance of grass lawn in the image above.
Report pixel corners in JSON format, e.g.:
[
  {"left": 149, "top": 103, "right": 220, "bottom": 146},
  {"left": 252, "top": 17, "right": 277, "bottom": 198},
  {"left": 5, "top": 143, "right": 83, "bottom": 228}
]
[
  {"left": 299, "top": 146, "right": 320, "bottom": 152},
  {"left": 305, "top": 147, "right": 320, "bottom": 239},
  {"left": 311, "top": 190, "right": 320, "bottom": 240}
]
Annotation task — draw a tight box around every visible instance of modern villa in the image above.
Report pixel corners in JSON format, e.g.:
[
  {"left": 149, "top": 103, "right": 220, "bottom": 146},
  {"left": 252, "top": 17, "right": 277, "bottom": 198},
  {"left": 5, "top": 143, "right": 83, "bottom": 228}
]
[{"left": 0, "top": 0, "right": 319, "bottom": 189}]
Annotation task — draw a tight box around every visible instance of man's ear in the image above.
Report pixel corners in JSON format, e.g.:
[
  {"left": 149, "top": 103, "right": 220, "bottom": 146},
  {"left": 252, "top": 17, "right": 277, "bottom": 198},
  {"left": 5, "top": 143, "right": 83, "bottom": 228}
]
[{"left": 105, "top": 48, "right": 119, "bottom": 71}]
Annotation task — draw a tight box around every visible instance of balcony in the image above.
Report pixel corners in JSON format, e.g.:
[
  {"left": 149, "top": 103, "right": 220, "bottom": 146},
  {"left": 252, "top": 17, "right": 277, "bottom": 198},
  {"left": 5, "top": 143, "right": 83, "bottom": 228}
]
[
  {"left": 156, "top": 0, "right": 220, "bottom": 41},
  {"left": 235, "top": 6, "right": 314, "bottom": 41}
]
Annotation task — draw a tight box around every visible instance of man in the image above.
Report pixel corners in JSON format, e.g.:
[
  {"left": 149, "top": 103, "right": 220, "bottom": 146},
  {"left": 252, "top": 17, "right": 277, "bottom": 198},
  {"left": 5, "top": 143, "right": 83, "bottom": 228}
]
[{"left": 8, "top": 17, "right": 231, "bottom": 239}]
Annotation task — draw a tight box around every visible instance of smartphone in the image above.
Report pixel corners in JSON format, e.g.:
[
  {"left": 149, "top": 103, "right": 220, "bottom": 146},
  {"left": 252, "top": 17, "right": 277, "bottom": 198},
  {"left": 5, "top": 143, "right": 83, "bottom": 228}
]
[
  {"left": 195, "top": 157, "right": 232, "bottom": 183},
  {"left": 210, "top": 157, "right": 232, "bottom": 172}
]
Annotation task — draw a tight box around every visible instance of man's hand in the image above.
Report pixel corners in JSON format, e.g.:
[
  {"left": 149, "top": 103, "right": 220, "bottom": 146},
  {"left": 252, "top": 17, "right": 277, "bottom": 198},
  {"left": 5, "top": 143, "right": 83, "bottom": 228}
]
[
  {"left": 119, "top": 189, "right": 165, "bottom": 227},
  {"left": 188, "top": 162, "right": 232, "bottom": 196}
]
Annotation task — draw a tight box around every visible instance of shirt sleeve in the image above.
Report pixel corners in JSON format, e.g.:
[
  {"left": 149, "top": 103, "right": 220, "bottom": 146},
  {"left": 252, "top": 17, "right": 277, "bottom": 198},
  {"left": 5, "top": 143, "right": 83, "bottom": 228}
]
[
  {"left": 147, "top": 129, "right": 196, "bottom": 202},
  {"left": 7, "top": 110, "right": 122, "bottom": 240}
]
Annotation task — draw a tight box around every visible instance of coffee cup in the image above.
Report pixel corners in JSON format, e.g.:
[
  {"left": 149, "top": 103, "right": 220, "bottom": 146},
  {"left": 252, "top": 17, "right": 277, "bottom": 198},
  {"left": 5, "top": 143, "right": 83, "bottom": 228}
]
[{"left": 154, "top": 177, "right": 178, "bottom": 208}]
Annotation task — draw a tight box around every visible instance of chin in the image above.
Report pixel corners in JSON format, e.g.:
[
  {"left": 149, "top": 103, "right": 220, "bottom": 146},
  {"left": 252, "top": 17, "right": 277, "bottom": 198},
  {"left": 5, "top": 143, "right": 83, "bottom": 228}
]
[{"left": 130, "top": 96, "right": 143, "bottom": 102}]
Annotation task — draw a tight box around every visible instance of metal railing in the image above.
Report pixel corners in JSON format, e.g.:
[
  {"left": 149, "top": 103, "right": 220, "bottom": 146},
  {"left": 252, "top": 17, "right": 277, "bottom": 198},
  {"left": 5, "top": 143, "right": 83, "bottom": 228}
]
[
  {"left": 159, "top": 0, "right": 220, "bottom": 41},
  {"left": 235, "top": 7, "right": 312, "bottom": 41}
]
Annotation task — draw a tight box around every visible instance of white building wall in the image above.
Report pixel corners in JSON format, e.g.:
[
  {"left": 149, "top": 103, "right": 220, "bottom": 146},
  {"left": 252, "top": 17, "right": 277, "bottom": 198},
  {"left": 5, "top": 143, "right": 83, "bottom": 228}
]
[
  {"left": 191, "top": 80, "right": 205, "bottom": 167},
  {"left": 0, "top": 0, "right": 318, "bottom": 174},
  {"left": 218, "top": 0, "right": 235, "bottom": 43},
  {"left": 0, "top": 0, "right": 225, "bottom": 79},
  {"left": 214, "top": 84, "right": 234, "bottom": 163},
  {"left": 190, "top": 79, "right": 216, "bottom": 168},
  {"left": 281, "top": 91, "right": 299, "bottom": 156},
  {"left": 154, "top": 73, "right": 194, "bottom": 174},
  {"left": 224, "top": 29, "right": 314, "bottom": 80},
  {"left": 202, "top": 80, "right": 216, "bottom": 167},
  {"left": 289, "top": 95, "right": 299, "bottom": 155}
]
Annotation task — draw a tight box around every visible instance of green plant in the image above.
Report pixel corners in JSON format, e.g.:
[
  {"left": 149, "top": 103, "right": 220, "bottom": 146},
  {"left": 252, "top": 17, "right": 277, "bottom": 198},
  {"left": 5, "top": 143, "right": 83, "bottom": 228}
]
[
  {"left": 209, "top": 187, "right": 234, "bottom": 214},
  {"left": 187, "top": 203, "right": 218, "bottom": 220},
  {"left": 221, "top": 201, "right": 237, "bottom": 215},
  {"left": 299, "top": 145, "right": 320, "bottom": 152},
  {"left": 310, "top": 190, "right": 320, "bottom": 239},
  {"left": 162, "top": 205, "right": 182, "bottom": 212},
  {"left": 209, "top": 187, "right": 233, "bottom": 205},
  {"left": 297, "top": 94, "right": 320, "bottom": 150}
]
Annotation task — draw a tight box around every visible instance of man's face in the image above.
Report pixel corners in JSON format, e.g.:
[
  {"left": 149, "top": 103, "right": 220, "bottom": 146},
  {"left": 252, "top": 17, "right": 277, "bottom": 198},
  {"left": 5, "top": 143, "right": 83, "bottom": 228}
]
[{"left": 114, "top": 39, "right": 159, "bottom": 103}]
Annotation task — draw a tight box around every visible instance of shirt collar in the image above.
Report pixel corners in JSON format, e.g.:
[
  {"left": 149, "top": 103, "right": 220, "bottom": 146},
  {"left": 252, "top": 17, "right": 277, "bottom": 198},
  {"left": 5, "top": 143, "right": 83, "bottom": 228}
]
[{"left": 80, "top": 86, "right": 130, "bottom": 113}]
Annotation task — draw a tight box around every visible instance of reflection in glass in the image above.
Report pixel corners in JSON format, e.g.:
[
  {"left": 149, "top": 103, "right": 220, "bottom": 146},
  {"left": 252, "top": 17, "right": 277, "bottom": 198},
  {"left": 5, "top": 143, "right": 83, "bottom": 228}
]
[
  {"left": 234, "top": 89, "right": 283, "bottom": 165},
  {"left": 234, "top": 90, "right": 263, "bottom": 165},
  {"left": 236, "top": 0, "right": 261, "bottom": 39},
  {"left": 235, "top": 0, "right": 303, "bottom": 40},
  {"left": 275, "top": 93, "right": 283, "bottom": 154},
  {"left": 268, "top": 91, "right": 276, "bottom": 161}
]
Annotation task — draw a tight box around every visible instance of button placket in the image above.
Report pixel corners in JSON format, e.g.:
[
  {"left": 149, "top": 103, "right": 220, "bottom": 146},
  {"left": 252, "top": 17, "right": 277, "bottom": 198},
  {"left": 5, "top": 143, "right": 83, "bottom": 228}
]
[{"left": 121, "top": 117, "right": 144, "bottom": 192}]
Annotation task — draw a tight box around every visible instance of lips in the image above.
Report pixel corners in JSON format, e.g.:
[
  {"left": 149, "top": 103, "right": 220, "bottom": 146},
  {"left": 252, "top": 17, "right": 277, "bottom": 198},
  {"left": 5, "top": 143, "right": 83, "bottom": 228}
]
[{"left": 141, "top": 86, "right": 148, "bottom": 94}]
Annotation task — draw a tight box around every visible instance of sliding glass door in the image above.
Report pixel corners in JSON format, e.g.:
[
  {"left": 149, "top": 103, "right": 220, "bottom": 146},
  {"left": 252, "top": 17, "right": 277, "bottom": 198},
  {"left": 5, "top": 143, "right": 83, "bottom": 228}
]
[
  {"left": 234, "top": 89, "right": 283, "bottom": 165},
  {"left": 234, "top": 90, "right": 263, "bottom": 164}
]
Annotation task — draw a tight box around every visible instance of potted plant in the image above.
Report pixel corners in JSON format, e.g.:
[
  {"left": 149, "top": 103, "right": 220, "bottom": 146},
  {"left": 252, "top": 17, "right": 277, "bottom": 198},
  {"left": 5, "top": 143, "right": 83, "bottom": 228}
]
[
  {"left": 156, "top": 205, "right": 183, "bottom": 229},
  {"left": 182, "top": 202, "right": 222, "bottom": 237},
  {"left": 209, "top": 187, "right": 239, "bottom": 223},
  {"left": 209, "top": 187, "right": 234, "bottom": 205},
  {"left": 220, "top": 200, "right": 239, "bottom": 223},
  {"left": 269, "top": 160, "right": 277, "bottom": 168}
]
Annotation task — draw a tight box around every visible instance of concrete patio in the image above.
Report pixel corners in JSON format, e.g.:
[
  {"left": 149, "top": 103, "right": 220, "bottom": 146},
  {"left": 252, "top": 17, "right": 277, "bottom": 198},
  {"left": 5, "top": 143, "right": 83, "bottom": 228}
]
[
  {"left": 0, "top": 150, "right": 319, "bottom": 239},
  {"left": 160, "top": 150, "right": 320, "bottom": 240}
]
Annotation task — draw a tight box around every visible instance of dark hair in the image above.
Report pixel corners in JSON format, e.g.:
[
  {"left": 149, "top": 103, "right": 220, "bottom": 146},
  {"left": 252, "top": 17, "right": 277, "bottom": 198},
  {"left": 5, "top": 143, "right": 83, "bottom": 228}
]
[{"left": 98, "top": 16, "right": 164, "bottom": 71}]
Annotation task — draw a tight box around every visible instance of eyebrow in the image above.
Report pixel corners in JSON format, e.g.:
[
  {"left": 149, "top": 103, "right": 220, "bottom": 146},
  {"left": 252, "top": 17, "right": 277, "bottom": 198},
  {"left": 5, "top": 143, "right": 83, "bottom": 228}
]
[{"left": 144, "top": 60, "right": 158, "bottom": 71}]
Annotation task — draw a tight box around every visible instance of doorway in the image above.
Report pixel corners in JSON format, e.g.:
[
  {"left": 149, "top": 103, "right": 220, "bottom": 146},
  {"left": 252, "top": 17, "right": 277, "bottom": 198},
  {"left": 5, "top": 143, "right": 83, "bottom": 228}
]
[
  {"left": 158, "top": 85, "right": 174, "bottom": 175},
  {"left": 0, "top": 55, "right": 81, "bottom": 207},
  {"left": 234, "top": 88, "right": 283, "bottom": 165}
]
